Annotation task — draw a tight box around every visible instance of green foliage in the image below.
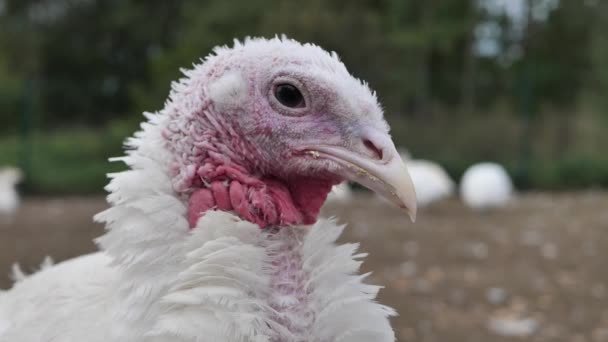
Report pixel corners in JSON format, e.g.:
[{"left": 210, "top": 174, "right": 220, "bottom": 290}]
[
  {"left": 590, "top": 1, "right": 608, "bottom": 114},
  {"left": 2, "top": 126, "right": 607, "bottom": 194},
  {"left": 1, "top": 0, "right": 605, "bottom": 120},
  {"left": 0, "top": 127, "right": 127, "bottom": 194},
  {"left": 0, "top": 39, "right": 25, "bottom": 133}
]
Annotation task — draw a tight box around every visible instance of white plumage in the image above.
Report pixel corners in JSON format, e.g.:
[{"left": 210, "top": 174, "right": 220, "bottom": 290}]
[
  {"left": 460, "top": 162, "right": 514, "bottom": 209},
  {"left": 0, "top": 112, "right": 394, "bottom": 342},
  {"left": 0, "top": 167, "right": 23, "bottom": 221}
]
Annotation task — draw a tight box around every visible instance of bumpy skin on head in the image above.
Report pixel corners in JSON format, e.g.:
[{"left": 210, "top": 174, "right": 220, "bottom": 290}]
[{"left": 162, "top": 37, "right": 390, "bottom": 228}]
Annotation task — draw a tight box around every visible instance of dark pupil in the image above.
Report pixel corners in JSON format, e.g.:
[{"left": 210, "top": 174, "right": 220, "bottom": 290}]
[{"left": 275, "top": 84, "right": 304, "bottom": 108}]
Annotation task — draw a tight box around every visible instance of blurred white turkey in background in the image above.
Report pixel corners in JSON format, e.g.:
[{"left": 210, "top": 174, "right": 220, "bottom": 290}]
[
  {"left": 406, "top": 159, "right": 455, "bottom": 207},
  {"left": 460, "top": 162, "right": 514, "bottom": 210},
  {"left": 385, "top": 151, "right": 455, "bottom": 207},
  {"left": 0, "top": 167, "right": 23, "bottom": 222}
]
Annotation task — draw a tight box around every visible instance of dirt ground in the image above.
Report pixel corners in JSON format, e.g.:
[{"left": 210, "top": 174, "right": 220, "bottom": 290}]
[{"left": 1, "top": 192, "right": 608, "bottom": 342}]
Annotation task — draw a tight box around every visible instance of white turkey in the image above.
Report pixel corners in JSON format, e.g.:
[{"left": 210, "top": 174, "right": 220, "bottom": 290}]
[
  {"left": 0, "top": 37, "right": 417, "bottom": 342},
  {"left": 0, "top": 167, "right": 23, "bottom": 222},
  {"left": 376, "top": 151, "right": 454, "bottom": 207},
  {"left": 402, "top": 152, "right": 454, "bottom": 207},
  {"left": 460, "top": 162, "right": 513, "bottom": 210}
]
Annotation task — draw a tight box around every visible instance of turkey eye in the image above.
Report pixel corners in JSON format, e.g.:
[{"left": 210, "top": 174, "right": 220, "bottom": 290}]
[{"left": 274, "top": 84, "right": 305, "bottom": 108}]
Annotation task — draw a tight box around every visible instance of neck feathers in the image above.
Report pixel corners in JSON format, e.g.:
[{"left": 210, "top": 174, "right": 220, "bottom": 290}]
[{"left": 145, "top": 211, "right": 396, "bottom": 342}]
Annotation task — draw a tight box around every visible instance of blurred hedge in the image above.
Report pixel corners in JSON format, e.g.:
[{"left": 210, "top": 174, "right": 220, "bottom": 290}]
[
  {"left": 2, "top": 107, "right": 607, "bottom": 194},
  {"left": 0, "top": 123, "right": 129, "bottom": 194}
]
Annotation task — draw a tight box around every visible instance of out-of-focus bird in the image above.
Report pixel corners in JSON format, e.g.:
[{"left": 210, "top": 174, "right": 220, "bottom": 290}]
[
  {"left": 376, "top": 151, "right": 454, "bottom": 207},
  {"left": 0, "top": 37, "right": 417, "bottom": 342},
  {"left": 0, "top": 167, "right": 23, "bottom": 221},
  {"left": 460, "top": 162, "right": 513, "bottom": 209},
  {"left": 325, "top": 181, "right": 353, "bottom": 204},
  {"left": 401, "top": 152, "right": 454, "bottom": 207}
]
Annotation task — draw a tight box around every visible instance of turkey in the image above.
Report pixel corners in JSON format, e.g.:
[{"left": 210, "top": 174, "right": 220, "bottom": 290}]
[
  {"left": 376, "top": 151, "right": 454, "bottom": 207},
  {"left": 325, "top": 182, "right": 353, "bottom": 205},
  {"left": 0, "top": 37, "right": 417, "bottom": 342},
  {"left": 460, "top": 162, "right": 513, "bottom": 210},
  {"left": 401, "top": 152, "right": 454, "bottom": 207},
  {"left": 0, "top": 167, "right": 23, "bottom": 222}
]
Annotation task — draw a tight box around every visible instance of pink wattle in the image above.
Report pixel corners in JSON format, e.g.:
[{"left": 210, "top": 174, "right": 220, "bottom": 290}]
[{"left": 186, "top": 162, "right": 335, "bottom": 229}]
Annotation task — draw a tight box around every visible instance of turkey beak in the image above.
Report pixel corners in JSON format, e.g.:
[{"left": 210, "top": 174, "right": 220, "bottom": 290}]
[{"left": 307, "top": 129, "right": 417, "bottom": 222}]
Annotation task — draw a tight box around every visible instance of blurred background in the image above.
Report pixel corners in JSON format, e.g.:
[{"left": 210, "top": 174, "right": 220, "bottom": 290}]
[
  {"left": 0, "top": 1, "right": 607, "bottom": 341},
  {"left": 0, "top": 0, "right": 607, "bottom": 191}
]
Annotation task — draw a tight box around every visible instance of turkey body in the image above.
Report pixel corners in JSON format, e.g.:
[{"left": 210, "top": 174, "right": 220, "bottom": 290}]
[
  {"left": 0, "top": 253, "right": 117, "bottom": 342},
  {"left": 0, "top": 214, "right": 393, "bottom": 342}
]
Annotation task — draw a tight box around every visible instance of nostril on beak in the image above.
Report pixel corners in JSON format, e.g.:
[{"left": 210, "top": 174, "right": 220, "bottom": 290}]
[{"left": 363, "top": 138, "right": 384, "bottom": 160}]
